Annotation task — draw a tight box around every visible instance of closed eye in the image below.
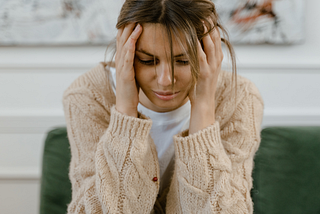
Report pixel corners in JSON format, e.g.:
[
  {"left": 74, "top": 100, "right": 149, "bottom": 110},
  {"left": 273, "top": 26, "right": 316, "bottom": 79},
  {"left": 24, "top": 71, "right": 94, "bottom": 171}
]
[
  {"left": 138, "top": 58, "right": 157, "bottom": 65},
  {"left": 137, "top": 58, "right": 189, "bottom": 66},
  {"left": 176, "top": 60, "right": 189, "bottom": 65}
]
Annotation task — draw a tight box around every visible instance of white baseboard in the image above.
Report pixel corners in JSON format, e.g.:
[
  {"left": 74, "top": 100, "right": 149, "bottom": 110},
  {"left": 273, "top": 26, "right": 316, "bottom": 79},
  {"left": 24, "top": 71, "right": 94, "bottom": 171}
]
[{"left": 0, "top": 167, "right": 40, "bottom": 180}]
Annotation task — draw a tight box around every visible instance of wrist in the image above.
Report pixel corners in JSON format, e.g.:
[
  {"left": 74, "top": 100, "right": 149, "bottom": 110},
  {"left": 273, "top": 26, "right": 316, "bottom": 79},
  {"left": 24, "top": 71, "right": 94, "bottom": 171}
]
[
  {"left": 189, "top": 105, "right": 215, "bottom": 135},
  {"left": 115, "top": 106, "right": 138, "bottom": 118},
  {"left": 191, "top": 101, "right": 215, "bottom": 115}
]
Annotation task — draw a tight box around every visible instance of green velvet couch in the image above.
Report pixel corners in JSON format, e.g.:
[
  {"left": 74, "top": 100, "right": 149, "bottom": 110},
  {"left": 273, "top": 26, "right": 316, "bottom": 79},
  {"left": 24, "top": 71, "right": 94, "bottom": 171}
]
[{"left": 40, "top": 126, "right": 320, "bottom": 214}]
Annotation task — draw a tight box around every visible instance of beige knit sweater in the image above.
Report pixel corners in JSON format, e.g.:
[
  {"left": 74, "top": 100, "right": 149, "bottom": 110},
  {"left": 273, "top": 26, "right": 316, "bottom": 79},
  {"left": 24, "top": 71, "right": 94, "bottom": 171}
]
[{"left": 63, "top": 62, "right": 264, "bottom": 214}]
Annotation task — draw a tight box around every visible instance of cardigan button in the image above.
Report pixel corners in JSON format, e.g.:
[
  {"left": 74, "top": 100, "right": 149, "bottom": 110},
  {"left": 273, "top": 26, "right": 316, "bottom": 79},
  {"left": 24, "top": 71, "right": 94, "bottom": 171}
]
[{"left": 153, "top": 177, "right": 158, "bottom": 182}]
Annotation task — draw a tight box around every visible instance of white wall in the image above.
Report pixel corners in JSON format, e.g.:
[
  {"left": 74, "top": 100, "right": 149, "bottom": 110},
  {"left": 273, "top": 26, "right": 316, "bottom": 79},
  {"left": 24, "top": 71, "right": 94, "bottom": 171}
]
[{"left": 0, "top": 0, "right": 319, "bottom": 213}]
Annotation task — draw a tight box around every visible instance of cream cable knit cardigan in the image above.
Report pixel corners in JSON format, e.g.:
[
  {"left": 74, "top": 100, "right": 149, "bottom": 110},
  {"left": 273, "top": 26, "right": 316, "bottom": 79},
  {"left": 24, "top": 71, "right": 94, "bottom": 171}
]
[{"left": 63, "top": 62, "right": 264, "bottom": 214}]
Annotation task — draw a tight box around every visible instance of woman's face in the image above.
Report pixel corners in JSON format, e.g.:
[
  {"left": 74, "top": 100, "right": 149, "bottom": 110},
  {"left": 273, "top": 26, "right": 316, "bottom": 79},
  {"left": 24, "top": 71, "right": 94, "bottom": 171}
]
[{"left": 135, "top": 23, "right": 192, "bottom": 113}]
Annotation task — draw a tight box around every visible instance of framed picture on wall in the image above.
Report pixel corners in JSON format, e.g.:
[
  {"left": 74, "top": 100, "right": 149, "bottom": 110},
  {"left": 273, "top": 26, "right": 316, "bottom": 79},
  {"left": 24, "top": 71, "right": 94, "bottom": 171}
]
[
  {"left": 0, "top": 0, "right": 124, "bottom": 45},
  {"left": 0, "top": 0, "right": 305, "bottom": 45},
  {"left": 213, "top": 0, "right": 306, "bottom": 44}
]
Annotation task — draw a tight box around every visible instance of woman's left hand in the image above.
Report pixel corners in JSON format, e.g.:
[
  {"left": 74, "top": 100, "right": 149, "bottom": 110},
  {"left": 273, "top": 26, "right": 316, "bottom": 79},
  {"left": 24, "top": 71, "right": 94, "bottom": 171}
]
[{"left": 188, "top": 25, "right": 223, "bottom": 135}]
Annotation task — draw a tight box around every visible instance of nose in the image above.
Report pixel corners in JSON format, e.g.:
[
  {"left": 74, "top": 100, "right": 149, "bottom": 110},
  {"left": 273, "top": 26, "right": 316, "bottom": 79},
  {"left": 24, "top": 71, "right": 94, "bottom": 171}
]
[{"left": 157, "top": 63, "right": 176, "bottom": 87}]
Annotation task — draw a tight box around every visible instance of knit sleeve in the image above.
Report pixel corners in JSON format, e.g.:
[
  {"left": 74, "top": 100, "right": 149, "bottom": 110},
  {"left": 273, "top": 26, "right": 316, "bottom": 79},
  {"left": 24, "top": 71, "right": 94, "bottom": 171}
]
[
  {"left": 165, "top": 92, "right": 264, "bottom": 213},
  {"left": 63, "top": 93, "right": 160, "bottom": 214}
]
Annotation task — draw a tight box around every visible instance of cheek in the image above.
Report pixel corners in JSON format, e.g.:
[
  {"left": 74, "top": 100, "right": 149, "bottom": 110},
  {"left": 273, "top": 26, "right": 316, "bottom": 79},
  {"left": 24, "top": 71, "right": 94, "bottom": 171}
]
[
  {"left": 134, "top": 65, "right": 154, "bottom": 87},
  {"left": 176, "top": 68, "right": 193, "bottom": 87}
]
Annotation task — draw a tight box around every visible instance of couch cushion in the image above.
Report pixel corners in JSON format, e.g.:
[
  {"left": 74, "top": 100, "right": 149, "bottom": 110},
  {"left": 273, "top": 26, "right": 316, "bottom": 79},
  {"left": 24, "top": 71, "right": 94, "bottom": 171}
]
[
  {"left": 40, "top": 127, "right": 72, "bottom": 214},
  {"left": 251, "top": 127, "right": 320, "bottom": 214}
]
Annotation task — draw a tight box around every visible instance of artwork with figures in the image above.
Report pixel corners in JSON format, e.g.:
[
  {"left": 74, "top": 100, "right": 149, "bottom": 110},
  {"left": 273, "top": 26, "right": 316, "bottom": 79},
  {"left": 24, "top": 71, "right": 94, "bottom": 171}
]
[
  {"left": 0, "top": 0, "right": 305, "bottom": 45},
  {"left": 214, "top": 0, "right": 305, "bottom": 44}
]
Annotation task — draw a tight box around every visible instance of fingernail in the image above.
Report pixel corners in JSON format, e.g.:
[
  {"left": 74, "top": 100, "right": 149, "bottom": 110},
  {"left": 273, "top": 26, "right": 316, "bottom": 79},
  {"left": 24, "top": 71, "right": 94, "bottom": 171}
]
[{"left": 134, "top": 23, "right": 141, "bottom": 32}]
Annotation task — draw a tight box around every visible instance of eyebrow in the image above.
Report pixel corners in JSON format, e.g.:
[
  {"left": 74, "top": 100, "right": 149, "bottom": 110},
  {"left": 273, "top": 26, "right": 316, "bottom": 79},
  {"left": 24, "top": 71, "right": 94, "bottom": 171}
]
[{"left": 136, "top": 49, "right": 187, "bottom": 58}]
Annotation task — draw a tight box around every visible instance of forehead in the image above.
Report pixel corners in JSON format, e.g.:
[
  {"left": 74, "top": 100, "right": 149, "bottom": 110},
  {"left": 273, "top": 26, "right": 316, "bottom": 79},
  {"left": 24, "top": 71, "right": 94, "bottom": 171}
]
[{"left": 136, "top": 23, "right": 187, "bottom": 56}]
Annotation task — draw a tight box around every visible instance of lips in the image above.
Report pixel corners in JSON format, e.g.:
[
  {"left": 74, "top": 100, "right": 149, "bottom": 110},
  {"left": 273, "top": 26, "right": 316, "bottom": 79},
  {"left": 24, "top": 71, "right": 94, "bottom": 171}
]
[
  {"left": 153, "top": 91, "right": 180, "bottom": 101},
  {"left": 153, "top": 91, "right": 179, "bottom": 95}
]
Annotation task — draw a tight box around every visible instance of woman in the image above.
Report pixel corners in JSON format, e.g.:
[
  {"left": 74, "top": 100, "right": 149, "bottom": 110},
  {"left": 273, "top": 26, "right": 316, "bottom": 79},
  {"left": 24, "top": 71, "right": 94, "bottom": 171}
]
[{"left": 63, "top": 0, "right": 264, "bottom": 213}]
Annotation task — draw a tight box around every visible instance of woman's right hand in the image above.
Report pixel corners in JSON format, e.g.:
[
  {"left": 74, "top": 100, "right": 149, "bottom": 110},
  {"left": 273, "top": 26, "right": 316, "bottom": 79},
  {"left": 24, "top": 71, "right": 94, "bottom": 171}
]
[{"left": 115, "top": 23, "right": 143, "bottom": 117}]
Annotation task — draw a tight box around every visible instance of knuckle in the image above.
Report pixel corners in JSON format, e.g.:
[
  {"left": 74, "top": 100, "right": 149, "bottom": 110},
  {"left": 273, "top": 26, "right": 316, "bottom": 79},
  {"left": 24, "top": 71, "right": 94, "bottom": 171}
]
[
  {"left": 130, "top": 34, "right": 138, "bottom": 42},
  {"left": 199, "top": 55, "right": 206, "bottom": 63},
  {"left": 125, "top": 36, "right": 133, "bottom": 46},
  {"left": 125, "top": 50, "right": 134, "bottom": 60},
  {"left": 127, "top": 44, "right": 134, "bottom": 53}
]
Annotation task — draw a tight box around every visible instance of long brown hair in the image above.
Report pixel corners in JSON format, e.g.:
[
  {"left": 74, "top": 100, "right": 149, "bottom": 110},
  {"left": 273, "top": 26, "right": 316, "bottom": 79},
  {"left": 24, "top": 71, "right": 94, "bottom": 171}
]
[{"left": 106, "top": 0, "right": 237, "bottom": 99}]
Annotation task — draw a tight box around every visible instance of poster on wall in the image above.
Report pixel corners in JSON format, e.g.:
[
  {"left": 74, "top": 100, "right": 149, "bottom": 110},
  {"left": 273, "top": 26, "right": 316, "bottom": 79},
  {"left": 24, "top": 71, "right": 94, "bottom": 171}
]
[
  {"left": 213, "top": 0, "right": 306, "bottom": 44},
  {"left": 0, "top": 0, "right": 124, "bottom": 45}
]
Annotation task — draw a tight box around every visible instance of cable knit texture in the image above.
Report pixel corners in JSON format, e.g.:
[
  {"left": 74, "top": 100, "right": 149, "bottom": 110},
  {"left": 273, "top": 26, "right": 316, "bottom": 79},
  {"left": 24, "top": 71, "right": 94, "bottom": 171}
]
[{"left": 63, "top": 62, "right": 264, "bottom": 214}]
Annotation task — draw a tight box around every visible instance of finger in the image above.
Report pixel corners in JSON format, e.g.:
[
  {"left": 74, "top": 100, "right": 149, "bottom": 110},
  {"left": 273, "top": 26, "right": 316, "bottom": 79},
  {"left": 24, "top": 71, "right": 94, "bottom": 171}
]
[
  {"left": 127, "top": 23, "right": 142, "bottom": 43},
  {"left": 116, "top": 28, "right": 124, "bottom": 60},
  {"left": 118, "top": 23, "right": 140, "bottom": 67},
  {"left": 119, "top": 23, "right": 136, "bottom": 48},
  {"left": 123, "top": 24, "right": 143, "bottom": 73},
  {"left": 202, "top": 25, "right": 216, "bottom": 63},
  {"left": 117, "top": 24, "right": 135, "bottom": 63},
  {"left": 197, "top": 39, "right": 207, "bottom": 64},
  {"left": 116, "top": 27, "right": 124, "bottom": 42},
  {"left": 121, "top": 50, "right": 136, "bottom": 80},
  {"left": 210, "top": 26, "right": 223, "bottom": 62}
]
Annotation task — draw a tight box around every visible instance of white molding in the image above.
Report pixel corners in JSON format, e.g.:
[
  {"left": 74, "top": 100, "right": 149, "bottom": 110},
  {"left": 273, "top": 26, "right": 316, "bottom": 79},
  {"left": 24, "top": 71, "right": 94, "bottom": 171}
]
[
  {"left": 222, "top": 63, "right": 320, "bottom": 73},
  {"left": 0, "top": 109, "right": 319, "bottom": 133},
  {"left": 262, "top": 109, "right": 320, "bottom": 128},
  {"left": 0, "top": 63, "right": 95, "bottom": 71},
  {"left": 0, "top": 62, "right": 319, "bottom": 72},
  {"left": 262, "top": 114, "right": 320, "bottom": 128},
  {"left": 235, "top": 63, "right": 320, "bottom": 71},
  {"left": 0, "top": 113, "right": 66, "bottom": 134},
  {"left": 0, "top": 167, "right": 40, "bottom": 180}
]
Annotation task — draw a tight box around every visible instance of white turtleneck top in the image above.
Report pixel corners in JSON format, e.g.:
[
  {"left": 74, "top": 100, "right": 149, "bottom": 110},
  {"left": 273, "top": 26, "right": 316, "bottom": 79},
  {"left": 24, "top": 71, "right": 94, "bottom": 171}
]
[{"left": 109, "top": 67, "right": 191, "bottom": 194}]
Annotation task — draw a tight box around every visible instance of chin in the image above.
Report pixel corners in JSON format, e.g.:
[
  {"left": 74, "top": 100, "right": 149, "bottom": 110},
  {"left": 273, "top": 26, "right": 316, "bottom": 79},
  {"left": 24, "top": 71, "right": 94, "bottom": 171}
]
[{"left": 153, "top": 100, "right": 179, "bottom": 109}]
